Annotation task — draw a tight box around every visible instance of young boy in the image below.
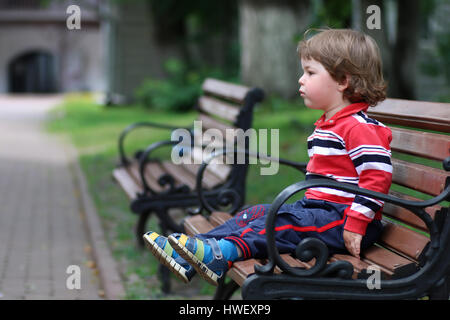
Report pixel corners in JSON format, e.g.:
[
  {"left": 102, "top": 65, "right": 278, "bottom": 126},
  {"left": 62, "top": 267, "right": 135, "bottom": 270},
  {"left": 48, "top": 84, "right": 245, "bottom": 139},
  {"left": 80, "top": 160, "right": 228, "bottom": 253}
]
[{"left": 143, "top": 28, "right": 392, "bottom": 286}]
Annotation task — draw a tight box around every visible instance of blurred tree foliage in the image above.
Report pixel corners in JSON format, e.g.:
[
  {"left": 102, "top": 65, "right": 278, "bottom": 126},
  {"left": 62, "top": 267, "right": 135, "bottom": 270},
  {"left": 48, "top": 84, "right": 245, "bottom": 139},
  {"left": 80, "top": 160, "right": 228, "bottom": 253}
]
[
  {"left": 309, "top": 0, "right": 352, "bottom": 30},
  {"left": 135, "top": 58, "right": 237, "bottom": 112},
  {"left": 130, "top": 0, "right": 240, "bottom": 111},
  {"left": 148, "top": 0, "right": 239, "bottom": 71}
]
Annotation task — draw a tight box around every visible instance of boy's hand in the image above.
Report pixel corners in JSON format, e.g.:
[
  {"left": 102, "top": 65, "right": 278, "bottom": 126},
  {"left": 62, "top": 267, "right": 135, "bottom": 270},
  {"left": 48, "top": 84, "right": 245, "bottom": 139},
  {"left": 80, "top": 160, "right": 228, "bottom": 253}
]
[{"left": 343, "top": 230, "right": 363, "bottom": 258}]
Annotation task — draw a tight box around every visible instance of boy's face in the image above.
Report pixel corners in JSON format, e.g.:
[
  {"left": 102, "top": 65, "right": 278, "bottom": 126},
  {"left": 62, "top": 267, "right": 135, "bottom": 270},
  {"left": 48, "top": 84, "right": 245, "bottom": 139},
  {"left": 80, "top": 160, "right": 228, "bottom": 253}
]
[{"left": 299, "top": 58, "right": 348, "bottom": 113}]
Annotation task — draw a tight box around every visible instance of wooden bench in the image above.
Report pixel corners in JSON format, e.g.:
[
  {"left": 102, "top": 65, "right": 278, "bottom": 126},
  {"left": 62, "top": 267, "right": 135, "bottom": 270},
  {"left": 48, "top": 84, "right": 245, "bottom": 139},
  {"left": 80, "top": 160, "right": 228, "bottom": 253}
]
[
  {"left": 184, "top": 98, "right": 450, "bottom": 300},
  {"left": 112, "top": 78, "right": 264, "bottom": 292}
]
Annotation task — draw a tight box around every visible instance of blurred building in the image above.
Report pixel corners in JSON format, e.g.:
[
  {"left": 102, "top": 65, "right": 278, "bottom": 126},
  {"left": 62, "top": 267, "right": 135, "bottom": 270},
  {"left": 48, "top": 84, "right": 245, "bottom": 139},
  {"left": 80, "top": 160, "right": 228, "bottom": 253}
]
[
  {"left": 0, "top": 0, "right": 106, "bottom": 94},
  {"left": 0, "top": 0, "right": 183, "bottom": 103}
]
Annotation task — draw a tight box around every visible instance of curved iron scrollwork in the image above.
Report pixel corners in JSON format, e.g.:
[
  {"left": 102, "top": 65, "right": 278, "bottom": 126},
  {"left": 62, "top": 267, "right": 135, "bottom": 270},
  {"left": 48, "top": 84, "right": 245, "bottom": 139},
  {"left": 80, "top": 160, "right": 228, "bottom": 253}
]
[
  {"left": 215, "top": 188, "right": 243, "bottom": 214},
  {"left": 118, "top": 121, "right": 191, "bottom": 166},
  {"left": 157, "top": 173, "right": 175, "bottom": 191},
  {"left": 195, "top": 167, "right": 244, "bottom": 214},
  {"left": 155, "top": 173, "right": 190, "bottom": 195},
  {"left": 296, "top": 238, "right": 353, "bottom": 279},
  {"left": 138, "top": 140, "right": 178, "bottom": 195}
]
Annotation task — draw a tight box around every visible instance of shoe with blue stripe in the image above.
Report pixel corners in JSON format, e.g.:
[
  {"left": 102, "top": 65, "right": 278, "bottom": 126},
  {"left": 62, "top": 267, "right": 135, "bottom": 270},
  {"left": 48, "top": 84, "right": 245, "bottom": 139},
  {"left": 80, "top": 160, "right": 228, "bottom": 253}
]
[
  {"left": 143, "top": 231, "right": 196, "bottom": 283},
  {"left": 168, "top": 233, "right": 231, "bottom": 286}
]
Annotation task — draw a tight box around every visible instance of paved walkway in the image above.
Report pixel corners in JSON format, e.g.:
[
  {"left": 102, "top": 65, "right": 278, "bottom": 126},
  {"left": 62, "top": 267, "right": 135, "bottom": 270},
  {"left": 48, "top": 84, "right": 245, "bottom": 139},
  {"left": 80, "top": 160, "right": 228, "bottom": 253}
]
[{"left": 0, "top": 94, "right": 123, "bottom": 300}]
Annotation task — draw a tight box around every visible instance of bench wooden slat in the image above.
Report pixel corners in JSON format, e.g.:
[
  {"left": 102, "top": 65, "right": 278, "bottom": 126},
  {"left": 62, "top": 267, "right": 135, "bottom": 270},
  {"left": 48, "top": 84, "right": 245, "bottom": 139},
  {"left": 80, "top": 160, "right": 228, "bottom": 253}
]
[
  {"left": 379, "top": 220, "right": 429, "bottom": 261},
  {"left": 228, "top": 259, "right": 263, "bottom": 286},
  {"left": 159, "top": 162, "right": 197, "bottom": 191},
  {"left": 368, "top": 98, "right": 450, "bottom": 133},
  {"left": 202, "top": 78, "right": 250, "bottom": 104},
  {"left": 184, "top": 214, "right": 214, "bottom": 235},
  {"left": 193, "top": 130, "right": 240, "bottom": 153},
  {"left": 112, "top": 167, "right": 141, "bottom": 200},
  {"left": 392, "top": 158, "right": 449, "bottom": 196},
  {"left": 390, "top": 127, "right": 450, "bottom": 161},
  {"left": 198, "top": 96, "right": 241, "bottom": 123},
  {"left": 329, "top": 254, "right": 372, "bottom": 279},
  {"left": 197, "top": 114, "right": 236, "bottom": 137},
  {"left": 229, "top": 254, "right": 375, "bottom": 285},
  {"left": 142, "top": 160, "right": 167, "bottom": 181},
  {"left": 128, "top": 161, "right": 167, "bottom": 193},
  {"left": 362, "top": 245, "right": 414, "bottom": 274},
  {"left": 119, "top": 160, "right": 224, "bottom": 194},
  {"left": 383, "top": 190, "right": 439, "bottom": 232},
  {"left": 181, "top": 163, "right": 224, "bottom": 189},
  {"left": 191, "top": 146, "right": 232, "bottom": 182}
]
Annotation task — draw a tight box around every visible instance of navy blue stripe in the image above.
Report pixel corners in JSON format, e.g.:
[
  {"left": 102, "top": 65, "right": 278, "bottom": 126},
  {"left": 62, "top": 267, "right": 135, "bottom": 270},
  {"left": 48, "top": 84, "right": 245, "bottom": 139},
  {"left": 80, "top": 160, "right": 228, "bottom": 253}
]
[
  {"left": 357, "top": 111, "right": 380, "bottom": 125},
  {"left": 353, "top": 195, "right": 382, "bottom": 212},
  {"left": 315, "top": 130, "right": 345, "bottom": 144},
  {"left": 305, "top": 174, "right": 359, "bottom": 185},
  {"left": 349, "top": 145, "right": 388, "bottom": 156},
  {"left": 308, "top": 139, "right": 345, "bottom": 150},
  {"left": 352, "top": 154, "right": 392, "bottom": 168}
]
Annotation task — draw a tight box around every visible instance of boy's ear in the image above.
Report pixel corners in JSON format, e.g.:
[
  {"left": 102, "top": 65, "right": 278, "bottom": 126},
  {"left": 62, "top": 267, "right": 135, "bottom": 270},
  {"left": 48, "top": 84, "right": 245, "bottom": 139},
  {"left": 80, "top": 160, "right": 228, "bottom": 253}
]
[{"left": 337, "top": 74, "right": 351, "bottom": 92}]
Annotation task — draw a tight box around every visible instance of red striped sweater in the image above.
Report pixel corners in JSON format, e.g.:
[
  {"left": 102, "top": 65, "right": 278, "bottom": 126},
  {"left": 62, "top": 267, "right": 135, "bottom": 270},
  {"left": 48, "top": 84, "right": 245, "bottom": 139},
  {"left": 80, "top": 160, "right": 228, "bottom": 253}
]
[{"left": 305, "top": 102, "right": 393, "bottom": 235}]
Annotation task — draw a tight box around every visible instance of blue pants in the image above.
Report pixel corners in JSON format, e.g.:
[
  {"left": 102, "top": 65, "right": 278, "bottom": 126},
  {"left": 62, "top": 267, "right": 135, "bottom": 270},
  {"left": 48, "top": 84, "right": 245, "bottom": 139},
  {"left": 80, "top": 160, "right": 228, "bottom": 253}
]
[{"left": 198, "top": 197, "right": 382, "bottom": 259}]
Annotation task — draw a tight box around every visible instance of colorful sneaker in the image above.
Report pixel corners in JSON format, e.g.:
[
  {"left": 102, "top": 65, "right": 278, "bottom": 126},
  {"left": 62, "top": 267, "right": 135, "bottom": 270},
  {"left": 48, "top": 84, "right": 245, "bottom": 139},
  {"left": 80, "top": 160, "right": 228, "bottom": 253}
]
[
  {"left": 168, "top": 233, "right": 231, "bottom": 286},
  {"left": 143, "top": 231, "right": 196, "bottom": 283}
]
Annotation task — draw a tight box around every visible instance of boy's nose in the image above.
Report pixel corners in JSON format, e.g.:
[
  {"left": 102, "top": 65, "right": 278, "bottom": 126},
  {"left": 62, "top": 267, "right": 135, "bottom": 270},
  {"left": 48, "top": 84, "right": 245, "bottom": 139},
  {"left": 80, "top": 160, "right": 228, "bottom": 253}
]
[{"left": 298, "top": 74, "right": 305, "bottom": 86}]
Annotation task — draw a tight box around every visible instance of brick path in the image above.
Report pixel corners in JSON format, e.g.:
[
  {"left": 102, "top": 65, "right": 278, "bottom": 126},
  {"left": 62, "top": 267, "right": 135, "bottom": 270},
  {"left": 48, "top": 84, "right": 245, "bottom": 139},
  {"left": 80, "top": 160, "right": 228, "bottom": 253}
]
[{"left": 0, "top": 95, "right": 120, "bottom": 300}]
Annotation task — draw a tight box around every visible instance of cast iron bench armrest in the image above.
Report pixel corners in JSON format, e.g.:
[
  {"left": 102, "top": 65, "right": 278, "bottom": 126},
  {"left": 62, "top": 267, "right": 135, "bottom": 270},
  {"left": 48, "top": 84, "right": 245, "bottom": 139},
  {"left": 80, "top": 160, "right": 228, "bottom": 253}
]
[
  {"left": 118, "top": 121, "right": 192, "bottom": 166},
  {"left": 194, "top": 148, "right": 308, "bottom": 215},
  {"left": 258, "top": 162, "right": 450, "bottom": 279},
  {"left": 136, "top": 139, "right": 183, "bottom": 196}
]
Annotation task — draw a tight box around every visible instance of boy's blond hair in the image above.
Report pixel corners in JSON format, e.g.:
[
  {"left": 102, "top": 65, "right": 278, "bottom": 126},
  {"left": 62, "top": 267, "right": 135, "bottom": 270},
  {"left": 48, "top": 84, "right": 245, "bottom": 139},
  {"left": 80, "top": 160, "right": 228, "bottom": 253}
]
[{"left": 298, "top": 28, "right": 387, "bottom": 106}]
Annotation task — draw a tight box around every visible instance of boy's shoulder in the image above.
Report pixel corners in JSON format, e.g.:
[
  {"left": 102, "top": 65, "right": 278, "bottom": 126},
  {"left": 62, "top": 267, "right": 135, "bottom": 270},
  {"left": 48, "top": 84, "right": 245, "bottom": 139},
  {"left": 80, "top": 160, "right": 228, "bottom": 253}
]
[
  {"left": 338, "top": 110, "right": 392, "bottom": 148},
  {"left": 316, "top": 103, "right": 385, "bottom": 130},
  {"left": 331, "top": 108, "right": 387, "bottom": 132},
  {"left": 328, "top": 107, "right": 392, "bottom": 145},
  {"left": 348, "top": 110, "right": 386, "bottom": 128},
  {"left": 314, "top": 103, "right": 391, "bottom": 142}
]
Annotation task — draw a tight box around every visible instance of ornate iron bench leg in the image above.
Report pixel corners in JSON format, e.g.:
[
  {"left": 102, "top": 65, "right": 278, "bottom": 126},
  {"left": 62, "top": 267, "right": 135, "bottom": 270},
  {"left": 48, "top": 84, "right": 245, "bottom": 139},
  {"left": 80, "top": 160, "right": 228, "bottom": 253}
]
[
  {"left": 136, "top": 211, "right": 152, "bottom": 248},
  {"left": 158, "top": 264, "right": 172, "bottom": 295},
  {"left": 156, "top": 210, "right": 171, "bottom": 294},
  {"left": 157, "top": 215, "right": 172, "bottom": 294},
  {"left": 429, "top": 276, "right": 449, "bottom": 300},
  {"left": 213, "top": 277, "right": 240, "bottom": 300}
]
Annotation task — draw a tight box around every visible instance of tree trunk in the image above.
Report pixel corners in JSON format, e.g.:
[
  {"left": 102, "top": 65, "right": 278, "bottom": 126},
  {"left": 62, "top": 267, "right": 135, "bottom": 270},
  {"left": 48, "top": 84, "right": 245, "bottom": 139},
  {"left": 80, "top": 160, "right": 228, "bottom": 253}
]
[
  {"left": 355, "top": 0, "right": 419, "bottom": 99},
  {"left": 239, "top": 0, "right": 310, "bottom": 99},
  {"left": 355, "top": 0, "right": 394, "bottom": 96},
  {"left": 392, "top": 0, "right": 420, "bottom": 99}
]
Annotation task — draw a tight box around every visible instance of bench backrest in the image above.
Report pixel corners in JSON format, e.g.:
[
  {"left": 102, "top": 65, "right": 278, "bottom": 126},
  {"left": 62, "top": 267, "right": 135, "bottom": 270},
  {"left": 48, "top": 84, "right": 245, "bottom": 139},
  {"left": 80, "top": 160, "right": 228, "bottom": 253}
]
[
  {"left": 366, "top": 98, "right": 450, "bottom": 272},
  {"left": 185, "top": 78, "right": 264, "bottom": 192}
]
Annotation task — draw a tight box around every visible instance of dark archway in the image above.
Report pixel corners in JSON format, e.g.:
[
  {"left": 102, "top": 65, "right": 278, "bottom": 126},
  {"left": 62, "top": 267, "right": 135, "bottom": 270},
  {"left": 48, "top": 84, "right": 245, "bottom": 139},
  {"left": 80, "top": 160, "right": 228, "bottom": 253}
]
[{"left": 8, "top": 51, "right": 57, "bottom": 93}]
